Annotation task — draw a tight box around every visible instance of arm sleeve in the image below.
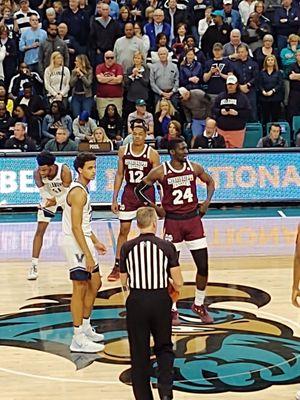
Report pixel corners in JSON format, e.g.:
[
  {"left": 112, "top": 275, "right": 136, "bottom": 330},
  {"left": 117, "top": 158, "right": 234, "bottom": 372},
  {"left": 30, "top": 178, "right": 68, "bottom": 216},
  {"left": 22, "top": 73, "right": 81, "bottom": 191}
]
[{"left": 167, "top": 242, "right": 179, "bottom": 269}]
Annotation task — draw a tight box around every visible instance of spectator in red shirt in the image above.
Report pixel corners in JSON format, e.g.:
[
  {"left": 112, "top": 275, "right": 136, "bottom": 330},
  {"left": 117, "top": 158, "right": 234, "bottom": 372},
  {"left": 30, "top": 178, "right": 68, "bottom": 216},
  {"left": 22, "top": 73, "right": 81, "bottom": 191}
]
[{"left": 95, "top": 50, "right": 124, "bottom": 119}]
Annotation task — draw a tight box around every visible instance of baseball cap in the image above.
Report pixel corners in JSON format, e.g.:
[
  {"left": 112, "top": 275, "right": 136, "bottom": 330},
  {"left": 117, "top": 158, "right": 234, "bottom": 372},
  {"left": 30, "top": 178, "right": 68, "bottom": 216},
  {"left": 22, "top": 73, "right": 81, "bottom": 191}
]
[
  {"left": 226, "top": 75, "right": 238, "bottom": 85},
  {"left": 211, "top": 10, "right": 223, "bottom": 17},
  {"left": 178, "top": 87, "right": 189, "bottom": 96},
  {"left": 79, "top": 110, "right": 89, "bottom": 121},
  {"left": 223, "top": 0, "right": 233, "bottom": 4},
  {"left": 213, "top": 42, "right": 223, "bottom": 50},
  {"left": 135, "top": 99, "right": 146, "bottom": 106}
]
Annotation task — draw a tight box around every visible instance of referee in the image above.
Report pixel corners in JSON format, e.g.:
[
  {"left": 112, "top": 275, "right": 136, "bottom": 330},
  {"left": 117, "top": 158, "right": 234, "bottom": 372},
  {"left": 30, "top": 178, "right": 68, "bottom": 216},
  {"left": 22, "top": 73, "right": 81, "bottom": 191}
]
[{"left": 120, "top": 207, "right": 183, "bottom": 400}]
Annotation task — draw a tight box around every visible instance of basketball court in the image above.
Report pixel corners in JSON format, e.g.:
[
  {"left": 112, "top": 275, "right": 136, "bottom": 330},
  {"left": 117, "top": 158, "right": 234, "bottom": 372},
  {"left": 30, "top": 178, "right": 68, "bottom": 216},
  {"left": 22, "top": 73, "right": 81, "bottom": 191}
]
[{"left": 0, "top": 207, "right": 300, "bottom": 400}]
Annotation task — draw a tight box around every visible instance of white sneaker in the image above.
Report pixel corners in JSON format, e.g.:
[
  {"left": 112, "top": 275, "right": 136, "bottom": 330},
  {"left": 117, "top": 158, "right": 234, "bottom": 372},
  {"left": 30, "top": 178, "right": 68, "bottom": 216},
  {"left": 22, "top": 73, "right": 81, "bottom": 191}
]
[
  {"left": 296, "top": 391, "right": 300, "bottom": 400},
  {"left": 70, "top": 333, "right": 105, "bottom": 353},
  {"left": 83, "top": 326, "right": 104, "bottom": 342},
  {"left": 27, "top": 265, "right": 38, "bottom": 280}
]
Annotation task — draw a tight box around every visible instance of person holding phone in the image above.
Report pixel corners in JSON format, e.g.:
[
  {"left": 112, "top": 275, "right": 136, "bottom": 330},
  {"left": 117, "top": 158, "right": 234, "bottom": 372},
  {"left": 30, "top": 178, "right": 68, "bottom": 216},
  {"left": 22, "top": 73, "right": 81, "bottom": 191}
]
[{"left": 19, "top": 14, "right": 47, "bottom": 73}]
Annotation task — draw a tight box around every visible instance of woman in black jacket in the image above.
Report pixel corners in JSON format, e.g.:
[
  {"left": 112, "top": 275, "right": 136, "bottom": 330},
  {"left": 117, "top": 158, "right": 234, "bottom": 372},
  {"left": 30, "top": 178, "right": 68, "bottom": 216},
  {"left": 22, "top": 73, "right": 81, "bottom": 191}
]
[{"left": 258, "top": 54, "right": 283, "bottom": 126}]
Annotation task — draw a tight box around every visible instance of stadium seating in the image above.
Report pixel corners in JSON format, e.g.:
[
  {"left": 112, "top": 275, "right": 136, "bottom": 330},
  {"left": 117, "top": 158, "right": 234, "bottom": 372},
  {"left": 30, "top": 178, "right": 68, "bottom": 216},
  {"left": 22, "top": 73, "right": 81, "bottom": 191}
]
[{"left": 243, "top": 123, "right": 263, "bottom": 148}]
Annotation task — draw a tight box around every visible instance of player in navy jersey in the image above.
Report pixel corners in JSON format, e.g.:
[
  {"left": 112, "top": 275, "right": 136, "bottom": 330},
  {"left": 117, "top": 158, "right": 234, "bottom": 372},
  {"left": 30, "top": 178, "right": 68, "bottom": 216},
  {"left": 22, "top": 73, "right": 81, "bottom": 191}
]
[
  {"left": 108, "top": 119, "right": 160, "bottom": 281},
  {"left": 136, "top": 138, "right": 215, "bottom": 324},
  {"left": 28, "top": 151, "right": 72, "bottom": 280}
]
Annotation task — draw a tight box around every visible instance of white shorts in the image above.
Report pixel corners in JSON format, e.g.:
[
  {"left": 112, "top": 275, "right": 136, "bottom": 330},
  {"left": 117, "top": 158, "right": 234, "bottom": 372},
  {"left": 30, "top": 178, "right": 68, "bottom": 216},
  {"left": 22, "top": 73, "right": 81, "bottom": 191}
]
[
  {"left": 62, "top": 235, "right": 101, "bottom": 281},
  {"left": 118, "top": 210, "right": 137, "bottom": 221},
  {"left": 37, "top": 198, "right": 65, "bottom": 223}
]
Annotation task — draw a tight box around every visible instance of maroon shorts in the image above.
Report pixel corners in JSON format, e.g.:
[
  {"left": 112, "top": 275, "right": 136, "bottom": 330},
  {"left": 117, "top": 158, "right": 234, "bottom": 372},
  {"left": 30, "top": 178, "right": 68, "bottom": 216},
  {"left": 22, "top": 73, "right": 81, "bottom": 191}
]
[
  {"left": 119, "top": 185, "right": 155, "bottom": 221},
  {"left": 164, "top": 215, "right": 207, "bottom": 251}
]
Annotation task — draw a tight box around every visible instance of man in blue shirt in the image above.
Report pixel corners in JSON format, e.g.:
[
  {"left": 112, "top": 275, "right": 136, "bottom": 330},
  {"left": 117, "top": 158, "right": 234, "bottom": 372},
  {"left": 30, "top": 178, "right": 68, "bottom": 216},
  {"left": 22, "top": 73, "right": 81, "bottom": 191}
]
[{"left": 19, "top": 15, "right": 47, "bottom": 73}]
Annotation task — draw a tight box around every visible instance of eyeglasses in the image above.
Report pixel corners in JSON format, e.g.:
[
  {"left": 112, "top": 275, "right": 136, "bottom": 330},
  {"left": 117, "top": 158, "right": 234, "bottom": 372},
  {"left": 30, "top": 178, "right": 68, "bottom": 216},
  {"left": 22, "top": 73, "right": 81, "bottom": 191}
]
[{"left": 105, "top": 56, "right": 114, "bottom": 59}]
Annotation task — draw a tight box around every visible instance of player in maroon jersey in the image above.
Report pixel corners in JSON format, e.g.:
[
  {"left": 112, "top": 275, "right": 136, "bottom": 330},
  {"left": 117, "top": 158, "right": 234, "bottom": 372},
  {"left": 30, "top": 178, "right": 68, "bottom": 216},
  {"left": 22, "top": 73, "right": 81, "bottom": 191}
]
[
  {"left": 108, "top": 119, "right": 160, "bottom": 281},
  {"left": 136, "top": 137, "right": 215, "bottom": 324}
]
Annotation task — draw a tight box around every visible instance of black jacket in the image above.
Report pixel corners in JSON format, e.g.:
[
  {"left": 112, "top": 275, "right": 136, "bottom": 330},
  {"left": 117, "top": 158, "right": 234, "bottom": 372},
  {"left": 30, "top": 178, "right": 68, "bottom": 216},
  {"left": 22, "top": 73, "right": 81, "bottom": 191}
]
[
  {"left": 213, "top": 90, "right": 251, "bottom": 131},
  {"left": 5, "top": 136, "right": 37, "bottom": 151},
  {"left": 201, "top": 23, "right": 232, "bottom": 58},
  {"left": 194, "top": 132, "right": 226, "bottom": 148},
  {"left": 89, "top": 17, "right": 121, "bottom": 52}
]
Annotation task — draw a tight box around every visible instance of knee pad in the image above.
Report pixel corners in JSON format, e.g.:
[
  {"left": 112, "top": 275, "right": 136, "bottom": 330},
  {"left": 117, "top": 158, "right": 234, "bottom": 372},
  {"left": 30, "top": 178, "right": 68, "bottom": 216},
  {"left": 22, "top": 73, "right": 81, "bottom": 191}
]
[{"left": 191, "top": 248, "right": 208, "bottom": 277}]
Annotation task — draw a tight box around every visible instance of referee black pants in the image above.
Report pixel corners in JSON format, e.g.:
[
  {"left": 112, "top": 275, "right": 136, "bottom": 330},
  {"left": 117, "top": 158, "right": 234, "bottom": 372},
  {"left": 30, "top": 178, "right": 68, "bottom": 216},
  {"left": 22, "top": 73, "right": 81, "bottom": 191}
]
[{"left": 126, "top": 289, "right": 174, "bottom": 400}]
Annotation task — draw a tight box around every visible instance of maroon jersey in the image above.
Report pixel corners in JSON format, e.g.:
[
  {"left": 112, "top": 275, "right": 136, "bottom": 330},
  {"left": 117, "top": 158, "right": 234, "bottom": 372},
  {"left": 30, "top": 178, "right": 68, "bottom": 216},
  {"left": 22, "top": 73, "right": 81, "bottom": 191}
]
[
  {"left": 160, "top": 160, "right": 199, "bottom": 215},
  {"left": 120, "top": 143, "right": 155, "bottom": 211}
]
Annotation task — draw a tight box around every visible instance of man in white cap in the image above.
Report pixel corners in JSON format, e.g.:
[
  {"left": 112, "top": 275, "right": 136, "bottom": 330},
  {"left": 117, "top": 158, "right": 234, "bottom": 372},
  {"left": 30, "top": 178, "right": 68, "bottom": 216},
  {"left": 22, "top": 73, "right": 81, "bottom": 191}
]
[
  {"left": 212, "top": 74, "right": 251, "bottom": 148},
  {"left": 221, "top": 0, "right": 242, "bottom": 31},
  {"left": 178, "top": 87, "right": 212, "bottom": 148}
]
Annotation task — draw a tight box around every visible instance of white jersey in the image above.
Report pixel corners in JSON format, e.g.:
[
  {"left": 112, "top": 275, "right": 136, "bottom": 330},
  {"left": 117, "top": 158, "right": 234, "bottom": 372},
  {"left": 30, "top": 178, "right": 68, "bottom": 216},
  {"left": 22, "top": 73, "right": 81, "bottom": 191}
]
[
  {"left": 63, "top": 181, "right": 92, "bottom": 238},
  {"left": 42, "top": 163, "right": 65, "bottom": 198}
]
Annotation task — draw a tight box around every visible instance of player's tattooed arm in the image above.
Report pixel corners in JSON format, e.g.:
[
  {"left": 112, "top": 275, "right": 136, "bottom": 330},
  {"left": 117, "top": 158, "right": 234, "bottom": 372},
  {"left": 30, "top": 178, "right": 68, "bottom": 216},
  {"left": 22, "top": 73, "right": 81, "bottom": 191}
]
[
  {"left": 292, "top": 224, "right": 300, "bottom": 307},
  {"left": 111, "top": 146, "right": 125, "bottom": 214},
  {"left": 193, "top": 162, "right": 215, "bottom": 215}
]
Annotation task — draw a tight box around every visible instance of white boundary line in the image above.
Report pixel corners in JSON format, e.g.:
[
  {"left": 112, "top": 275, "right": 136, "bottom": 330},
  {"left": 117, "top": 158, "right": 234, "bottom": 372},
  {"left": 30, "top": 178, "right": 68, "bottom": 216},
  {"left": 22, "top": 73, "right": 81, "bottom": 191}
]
[{"left": 278, "top": 210, "right": 287, "bottom": 218}]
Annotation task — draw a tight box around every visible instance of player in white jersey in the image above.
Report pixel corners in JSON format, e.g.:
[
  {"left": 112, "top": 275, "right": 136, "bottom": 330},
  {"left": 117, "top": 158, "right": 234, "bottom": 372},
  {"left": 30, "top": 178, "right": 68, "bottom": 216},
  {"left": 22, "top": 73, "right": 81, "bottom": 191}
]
[
  {"left": 62, "top": 152, "right": 107, "bottom": 353},
  {"left": 28, "top": 151, "right": 72, "bottom": 280}
]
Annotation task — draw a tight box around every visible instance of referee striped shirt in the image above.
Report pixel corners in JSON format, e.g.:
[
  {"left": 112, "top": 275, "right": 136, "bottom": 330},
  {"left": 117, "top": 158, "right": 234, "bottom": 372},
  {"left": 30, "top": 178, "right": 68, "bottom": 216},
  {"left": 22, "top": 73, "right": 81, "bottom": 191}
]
[{"left": 120, "top": 233, "right": 179, "bottom": 290}]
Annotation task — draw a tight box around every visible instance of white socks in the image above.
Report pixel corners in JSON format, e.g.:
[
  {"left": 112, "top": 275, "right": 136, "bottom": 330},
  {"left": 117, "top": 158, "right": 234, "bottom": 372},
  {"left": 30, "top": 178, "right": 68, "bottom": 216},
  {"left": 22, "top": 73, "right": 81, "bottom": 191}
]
[
  {"left": 195, "top": 289, "right": 205, "bottom": 306},
  {"left": 82, "top": 317, "right": 91, "bottom": 330},
  {"left": 74, "top": 326, "right": 82, "bottom": 335},
  {"left": 172, "top": 302, "right": 177, "bottom": 311},
  {"left": 32, "top": 257, "right": 39, "bottom": 267}
]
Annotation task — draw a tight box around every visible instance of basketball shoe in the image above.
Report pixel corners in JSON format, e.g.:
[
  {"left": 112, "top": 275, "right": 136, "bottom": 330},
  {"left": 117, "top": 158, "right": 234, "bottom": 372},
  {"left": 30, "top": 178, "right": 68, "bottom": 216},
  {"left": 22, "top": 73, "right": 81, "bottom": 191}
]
[
  {"left": 83, "top": 325, "right": 104, "bottom": 342},
  {"left": 107, "top": 266, "right": 120, "bottom": 281},
  {"left": 70, "top": 333, "right": 105, "bottom": 353},
  {"left": 296, "top": 390, "right": 300, "bottom": 400},
  {"left": 191, "top": 303, "right": 213, "bottom": 323},
  {"left": 27, "top": 265, "right": 38, "bottom": 280}
]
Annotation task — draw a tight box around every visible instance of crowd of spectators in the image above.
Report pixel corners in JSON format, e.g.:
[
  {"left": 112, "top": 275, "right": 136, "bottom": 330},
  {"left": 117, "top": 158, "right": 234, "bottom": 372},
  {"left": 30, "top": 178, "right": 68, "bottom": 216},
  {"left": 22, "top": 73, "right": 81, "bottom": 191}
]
[{"left": 0, "top": 0, "right": 300, "bottom": 152}]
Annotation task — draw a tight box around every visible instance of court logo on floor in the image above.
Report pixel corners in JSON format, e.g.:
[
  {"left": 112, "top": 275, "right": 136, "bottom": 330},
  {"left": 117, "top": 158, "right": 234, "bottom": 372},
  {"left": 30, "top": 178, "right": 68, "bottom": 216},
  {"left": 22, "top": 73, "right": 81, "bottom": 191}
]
[{"left": 0, "top": 283, "right": 300, "bottom": 394}]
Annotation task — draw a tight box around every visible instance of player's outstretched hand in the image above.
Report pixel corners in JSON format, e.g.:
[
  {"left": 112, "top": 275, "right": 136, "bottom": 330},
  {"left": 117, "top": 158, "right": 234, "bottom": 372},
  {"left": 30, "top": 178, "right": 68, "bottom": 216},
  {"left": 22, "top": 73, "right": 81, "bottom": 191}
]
[
  {"left": 111, "top": 201, "right": 119, "bottom": 215},
  {"left": 45, "top": 197, "right": 57, "bottom": 208},
  {"left": 199, "top": 201, "right": 209, "bottom": 216},
  {"left": 292, "top": 288, "right": 300, "bottom": 307},
  {"left": 95, "top": 241, "right": 107, "bottom": 255}
]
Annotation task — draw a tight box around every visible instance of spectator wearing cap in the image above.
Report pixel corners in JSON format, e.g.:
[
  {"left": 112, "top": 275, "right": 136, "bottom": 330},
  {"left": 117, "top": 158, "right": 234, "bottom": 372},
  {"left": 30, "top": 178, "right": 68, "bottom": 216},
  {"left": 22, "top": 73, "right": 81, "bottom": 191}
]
[
  {"left": 125, "top": 51, "right": 150, "bottom": 118},
  {"left": 203, "top": 42, "right": 232, "bottom": 103},
  {"left": 127, "top": 99, "right": 154, "bottom": 137},
  {"left": 5, "top": 122, "right": 37, "bottom": 152},
  {"left": 144, "top": 8, "right": 171, "bottom": 51},
  {"left": 150, "top": 46, "right": 179, "bottom": 106},
  {"left": 193, "top": 118, "right": 226, "bottom": 149},
  {"left": 178, "top": 86, "right": 212, "bottom": 147},
  {"left": 201, "top": 10, "right": 232, "bottom": 58},
  {"left": 96, "top": 50, "right": 124, "bottom": 119},
  {"left": 221, "top": 0, "right": 242, "bottom": 31},
  {"left": 14, "top": 0, "right": 40, "bottom": 35},
  {"left": 257, "top": 123, "right": 287, "bottom": 148},
  {"left": 231, "top": 43, "right": 259, "bottom": 121},
  {"left": 72, "top": 111, "right": 97, "bottom": 142},
  {"left": 44, "top": 126, "right": 78, "bottom": 151},
  {"left": 212, "top": 74, "right": 251, "bottom": 148},
  {"left": 15, "top": 82, "right": 46, "bottom": 118},
  {"left": 19, "top": 14, "right": 47, "bottom": 73}
]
